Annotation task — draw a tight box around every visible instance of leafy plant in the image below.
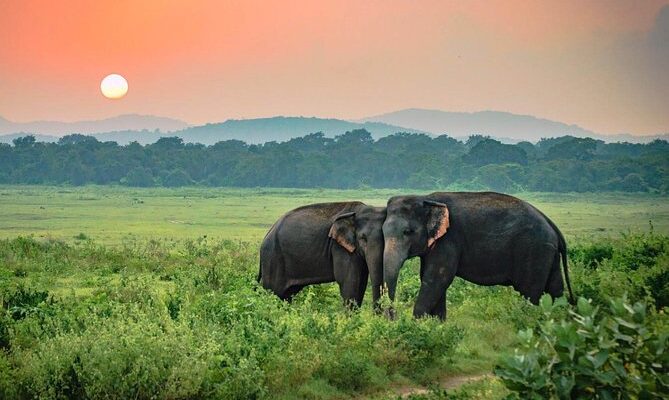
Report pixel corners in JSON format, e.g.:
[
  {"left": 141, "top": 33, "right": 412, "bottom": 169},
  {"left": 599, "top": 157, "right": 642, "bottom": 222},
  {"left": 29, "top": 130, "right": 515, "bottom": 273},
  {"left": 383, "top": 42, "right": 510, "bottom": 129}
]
[
  {"left": 2, "top": 285, "right": 49, "bottom": 320},
  {"left": 495, "top": 295, "right": 668, "bottom": 399}
]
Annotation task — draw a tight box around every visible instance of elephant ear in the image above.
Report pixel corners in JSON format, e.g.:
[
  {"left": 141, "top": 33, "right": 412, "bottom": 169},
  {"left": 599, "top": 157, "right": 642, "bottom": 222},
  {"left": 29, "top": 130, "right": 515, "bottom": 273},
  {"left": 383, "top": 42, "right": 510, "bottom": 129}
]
[
  {"left": 328, "top": 212, "right": 357, "bottom": 253},
  {"left": 424, "top": 200, "right": 450, "bottom": 249}
]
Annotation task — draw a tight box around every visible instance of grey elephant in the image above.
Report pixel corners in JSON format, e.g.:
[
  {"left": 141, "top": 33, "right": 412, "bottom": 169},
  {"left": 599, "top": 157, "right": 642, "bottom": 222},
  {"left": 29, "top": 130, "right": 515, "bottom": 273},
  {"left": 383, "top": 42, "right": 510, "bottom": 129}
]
[
  {"left": 382, "top": 192, "right": 575, "bottom": 319},
  {"left": 258, "top": 202, "right": 386, "bottom": 308}
]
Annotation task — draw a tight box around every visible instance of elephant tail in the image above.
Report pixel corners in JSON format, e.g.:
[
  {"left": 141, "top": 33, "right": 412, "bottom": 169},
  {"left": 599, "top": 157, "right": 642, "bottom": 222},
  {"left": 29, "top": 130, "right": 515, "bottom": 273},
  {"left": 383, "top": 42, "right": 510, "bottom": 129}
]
[
  {"left": 558, "top": 233, "right": 575, "bottom": 305},
  {"left": 536, "top": 208, "right": 576, "bottom": 305}
]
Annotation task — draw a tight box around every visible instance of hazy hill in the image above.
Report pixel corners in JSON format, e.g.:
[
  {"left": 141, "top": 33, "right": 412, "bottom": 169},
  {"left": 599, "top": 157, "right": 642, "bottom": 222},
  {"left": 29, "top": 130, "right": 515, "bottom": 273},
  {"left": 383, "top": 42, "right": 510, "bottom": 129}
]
[
  {"left": 360, "top": 109, "right": 668, "bottom": 143},
  {"left": 0, "top": 116, "right": 423, "bottom": 145},
  {"left": 2, "top": 112, "right": 665, "bottom": 145},
  {"left": 0, "top": 114, "right": 189, "bottom": 136},
  {"left": 170, "top": 117, "right": 423, "bottom": 144},
  {"left": 0, "top": 132, "right": 60, "bottom": 143}
]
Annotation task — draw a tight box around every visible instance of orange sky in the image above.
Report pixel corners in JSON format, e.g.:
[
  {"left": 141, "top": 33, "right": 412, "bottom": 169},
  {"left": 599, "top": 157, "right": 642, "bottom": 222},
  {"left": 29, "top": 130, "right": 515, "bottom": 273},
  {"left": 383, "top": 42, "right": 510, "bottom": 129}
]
[{"left": 1, "top": 0, "right": 668, "bottom": 135}]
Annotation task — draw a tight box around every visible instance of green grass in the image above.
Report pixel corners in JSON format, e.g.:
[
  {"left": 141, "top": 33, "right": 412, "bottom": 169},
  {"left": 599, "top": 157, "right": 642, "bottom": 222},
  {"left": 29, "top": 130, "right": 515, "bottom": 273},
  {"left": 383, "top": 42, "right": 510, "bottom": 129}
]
[
  {"left": 0, "top": 185, "right": 667, "bottom": 399},
  {"left": 0, "top": 186, "right": 667, "bottom": 244}
]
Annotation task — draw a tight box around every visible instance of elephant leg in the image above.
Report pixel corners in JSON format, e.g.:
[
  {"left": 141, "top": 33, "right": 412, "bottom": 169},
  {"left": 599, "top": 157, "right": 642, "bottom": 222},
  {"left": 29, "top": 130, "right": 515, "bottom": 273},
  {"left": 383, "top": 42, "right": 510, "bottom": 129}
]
[
  {"left": 414, "top": 245, "right": 458, "bottom": 320},
  {"left": 281, "top": 285, "right": 305, "bottom": 302},
  {"left": 420, "top": 257, "right": 446, "bottom": 319},
  {"left": 430, "top": 291, "right": 447, "bottom": 320},
  {"left": 334, "top": 255, "right": 367, "bottom": 309},
  {"left": 513, "top": 243, "right": 558, "bottom": 304},
  {"left": 354, "top": 265, "right": 369, "bottom": 307}
]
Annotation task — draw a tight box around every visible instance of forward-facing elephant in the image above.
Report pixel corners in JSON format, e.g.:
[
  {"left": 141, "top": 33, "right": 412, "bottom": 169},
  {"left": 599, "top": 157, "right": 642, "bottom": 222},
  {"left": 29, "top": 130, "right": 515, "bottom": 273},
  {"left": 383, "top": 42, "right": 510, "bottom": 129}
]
[
  {"left": 259, "top": 202, "right": 386, "bottom": 308},
  {"left": 382, "top": 192, "right": 575, "bottom": 319}
]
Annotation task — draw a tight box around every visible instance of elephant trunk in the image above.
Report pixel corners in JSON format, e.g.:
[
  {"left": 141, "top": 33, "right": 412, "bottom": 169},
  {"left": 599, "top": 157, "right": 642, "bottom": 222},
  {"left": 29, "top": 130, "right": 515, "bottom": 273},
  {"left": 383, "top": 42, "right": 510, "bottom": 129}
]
[
  {"left": 383, "top": 239, "right": 407, "bottom": 303},
  {"left": 366, "top": 252, "right": 384, "bottom": 310}
]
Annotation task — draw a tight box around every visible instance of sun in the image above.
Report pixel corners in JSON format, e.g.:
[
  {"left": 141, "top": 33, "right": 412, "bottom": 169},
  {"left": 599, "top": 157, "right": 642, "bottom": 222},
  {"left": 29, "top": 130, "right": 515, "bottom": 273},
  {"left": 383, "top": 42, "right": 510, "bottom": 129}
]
[{"left": 100, "top": 74, "right": 128, "bottom": 99}]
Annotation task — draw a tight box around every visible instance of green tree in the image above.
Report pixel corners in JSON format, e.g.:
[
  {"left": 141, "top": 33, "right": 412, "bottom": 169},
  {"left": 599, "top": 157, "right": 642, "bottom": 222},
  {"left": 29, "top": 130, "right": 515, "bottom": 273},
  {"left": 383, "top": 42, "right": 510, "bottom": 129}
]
[
  {"left": 465, "top": 139, "right": 528, "bottom": 166},
  {"left": 163, "top": 169, "right": 194, "bottom": 187},
  {"left": 122, "top": 167, "right": 155, "bottom": 187}
]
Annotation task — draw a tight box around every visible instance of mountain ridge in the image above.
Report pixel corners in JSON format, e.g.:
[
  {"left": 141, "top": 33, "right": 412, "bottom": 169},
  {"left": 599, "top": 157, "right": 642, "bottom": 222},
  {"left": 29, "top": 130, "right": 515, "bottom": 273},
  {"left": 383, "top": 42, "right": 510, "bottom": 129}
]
[
  {"left": 0, "top": 114, "right": 190, "bottom": 135},
  {"left": 1, "top": 110, "right": 666, "bottom": 145},
  {"left": 0, "top": 116, "right": 424, "bottom": 145},
  {"left": 360, "top": 109, "right": 591, "bottom": 141},
  {"left": 359, "top": 108, "right": 668, "bottom": 143}
]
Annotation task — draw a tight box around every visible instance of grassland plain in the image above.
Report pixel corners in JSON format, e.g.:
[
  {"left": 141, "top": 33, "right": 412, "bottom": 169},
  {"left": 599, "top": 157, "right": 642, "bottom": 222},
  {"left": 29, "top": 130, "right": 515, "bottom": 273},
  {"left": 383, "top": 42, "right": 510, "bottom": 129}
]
[
  {"left": 0, "top": 185, "right": 667, "bottom": 399},
  {"left": 0, "top": 185, "right": 668, "bottom": 244}
]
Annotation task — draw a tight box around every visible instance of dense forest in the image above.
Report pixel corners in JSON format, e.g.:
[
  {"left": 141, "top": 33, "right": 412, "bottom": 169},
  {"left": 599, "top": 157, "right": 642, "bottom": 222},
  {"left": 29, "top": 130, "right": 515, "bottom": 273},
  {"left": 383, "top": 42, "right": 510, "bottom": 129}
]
[{"left": 2, "top": 130, "right": 668, "bottom": 193}]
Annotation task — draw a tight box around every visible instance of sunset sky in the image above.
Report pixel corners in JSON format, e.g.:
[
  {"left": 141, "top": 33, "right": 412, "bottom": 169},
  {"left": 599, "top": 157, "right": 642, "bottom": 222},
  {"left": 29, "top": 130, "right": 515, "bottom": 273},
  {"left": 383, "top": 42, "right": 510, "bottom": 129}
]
[{"left": 1, "top": 0, "right": 668, "bottom": 135}]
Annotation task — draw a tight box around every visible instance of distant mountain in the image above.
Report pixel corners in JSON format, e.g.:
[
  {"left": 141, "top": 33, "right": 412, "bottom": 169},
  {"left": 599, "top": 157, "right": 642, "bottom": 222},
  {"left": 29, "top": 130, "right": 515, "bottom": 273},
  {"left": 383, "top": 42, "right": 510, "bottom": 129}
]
[
  {"left": 171, "top": 117, "right": 424, "bottom": 145},
  {"left": 0, "top": 132, "right": 60, "bottom": 143},
  {"left": 360, "top": 109, "right": 668, "bottom": 143},
  {"left": 0, "top": 116, "right": 422, "bottom": 145},
  {"left": 0, "top": 114, "right": 189, "bottom": 136},
  {"left": 2, "top": 111, "right": 665, "bottom": 146}
]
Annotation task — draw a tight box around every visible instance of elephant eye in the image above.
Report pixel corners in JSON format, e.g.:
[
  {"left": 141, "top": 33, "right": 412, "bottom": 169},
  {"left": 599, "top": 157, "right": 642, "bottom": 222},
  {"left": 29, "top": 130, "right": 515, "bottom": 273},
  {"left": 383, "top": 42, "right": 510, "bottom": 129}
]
[
  {"left": 360, "top": 234, "right": 367, "bottom": 242},
  {"left": 403, "top": 228, "right": 413, "bottom": 236}
]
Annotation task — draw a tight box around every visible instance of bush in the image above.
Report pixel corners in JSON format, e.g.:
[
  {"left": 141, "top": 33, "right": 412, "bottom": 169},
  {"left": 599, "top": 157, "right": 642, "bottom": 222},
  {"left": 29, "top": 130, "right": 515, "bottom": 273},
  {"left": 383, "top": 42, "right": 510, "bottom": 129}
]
[
  {"left": 569, "top": 241, "right": 614, "bottom": 268},
  {"left": 2, "top": 285, "right": 49, "bottom": 320},
  {"left": 570, "top": 231, "right": 669, "bottom": 308},
  {"left": 613, "top": 230, "right": 666, "bottom": 271},
  {"left": 12, "top": 316, "right": 243, "bottom": 400},
  {"left": 0, "top": 352, "right": 17, "bottom": 399},
  {"left": 0, "top": 314, "right": 9, "bottom": 350},
  {"left": 495, "top": 295, "right": 668, "bottom": 399},
  {"left": 368, "top": 314, "right": 464, "bottom": 378}
]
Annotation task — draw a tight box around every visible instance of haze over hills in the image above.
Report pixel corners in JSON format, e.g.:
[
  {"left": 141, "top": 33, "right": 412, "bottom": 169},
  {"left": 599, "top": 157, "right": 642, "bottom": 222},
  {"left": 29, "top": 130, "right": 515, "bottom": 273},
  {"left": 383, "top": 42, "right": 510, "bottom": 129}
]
[
  {"left": 0, "top": 116, "right": 423, "bottom": 145},
  {"left": 0, "top": 110, "right": 666, "bottom": 145},
  {"left": 169, "top": 117, "right": 424, "bottom": 145},
  {"left": 0, "top": 114, "right": 189, "bottom": 136},
  {"left": 360, "top": 109, "right": 668, "bottom": 144}
]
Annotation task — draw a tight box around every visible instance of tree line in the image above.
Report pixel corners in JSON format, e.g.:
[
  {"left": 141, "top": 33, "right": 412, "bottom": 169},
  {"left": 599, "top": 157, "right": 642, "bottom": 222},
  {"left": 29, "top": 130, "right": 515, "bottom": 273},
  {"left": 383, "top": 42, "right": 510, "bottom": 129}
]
[{"left": 1, "top": 130, "right": 668, "bottom": 193}]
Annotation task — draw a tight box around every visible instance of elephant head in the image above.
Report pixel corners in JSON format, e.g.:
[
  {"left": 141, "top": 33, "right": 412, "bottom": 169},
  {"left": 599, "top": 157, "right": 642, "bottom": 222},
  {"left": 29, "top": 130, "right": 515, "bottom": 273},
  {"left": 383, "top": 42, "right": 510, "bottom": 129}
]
[
  {"left": 382, "top": 196, "right": 449, "bottom": 302},
  {"left": 329, "top": 206, "right": 386, "bottom": 306}
]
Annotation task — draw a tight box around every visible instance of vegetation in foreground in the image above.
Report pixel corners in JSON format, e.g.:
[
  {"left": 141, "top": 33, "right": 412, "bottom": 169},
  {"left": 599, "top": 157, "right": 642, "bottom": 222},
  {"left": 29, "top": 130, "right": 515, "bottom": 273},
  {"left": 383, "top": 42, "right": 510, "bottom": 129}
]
[
  {"left": 0, "top": 230, "right": 667, "bottom": 399},
  {"left": 496, "top": 296, "right": 667, "bottom": 399}
]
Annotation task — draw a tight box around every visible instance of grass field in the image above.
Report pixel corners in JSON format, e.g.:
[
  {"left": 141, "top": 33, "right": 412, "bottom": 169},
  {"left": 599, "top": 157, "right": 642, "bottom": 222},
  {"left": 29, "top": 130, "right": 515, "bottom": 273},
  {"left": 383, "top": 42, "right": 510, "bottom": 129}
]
[
  {"left": 0, "top": 185, "right": 667, "bottom": 399},
  {"left": 1, "top": 185, "right": 667, "bottom": 244}
]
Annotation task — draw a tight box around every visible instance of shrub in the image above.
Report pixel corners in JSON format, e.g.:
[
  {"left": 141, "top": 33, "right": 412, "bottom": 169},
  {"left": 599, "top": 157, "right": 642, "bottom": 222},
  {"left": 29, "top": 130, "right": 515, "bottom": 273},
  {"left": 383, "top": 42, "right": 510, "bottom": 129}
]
[
  {"left": 0, "top": 351, "right": 17, "bottom": 399},
  {"left": 0, "top": 314, "right": 9, "bottom": 350},
  {"left": 570, "top": 231, "right": 669, "bottom": 308},
  {"left": 613, "top": 230, "right": 666, "bottom": 271},
  {"left": 495, "top": 295, "right": 668, "bottom": 399},
  {"left": 569, "top": 241, "right": 614, "bottom": 268},
  {"left": 2, "top": 285, "right": 49, "bottom": 320},
  {"left": 642, "top": 259, "right": 669, "bottom": 309},
  {"left": 316, "top": 348, "right": 379, "bottom": 392},
  {"left": 73, "top": 232, "right": 89, "bottom": 241},
  {"left": 369, "top": 314, "right": 464, "bottom": 377}
]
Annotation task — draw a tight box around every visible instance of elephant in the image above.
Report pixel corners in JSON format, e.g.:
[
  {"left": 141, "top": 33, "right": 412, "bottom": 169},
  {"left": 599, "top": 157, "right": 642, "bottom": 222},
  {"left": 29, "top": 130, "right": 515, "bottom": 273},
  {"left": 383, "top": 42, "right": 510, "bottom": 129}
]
[
  {"left": 382, "top": 192, "right": 575, "bottom": 319},
  {"left": 258, "top": 202, "right": 386, "bottom": 308}
]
